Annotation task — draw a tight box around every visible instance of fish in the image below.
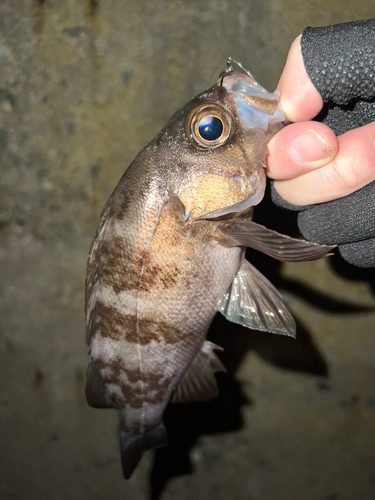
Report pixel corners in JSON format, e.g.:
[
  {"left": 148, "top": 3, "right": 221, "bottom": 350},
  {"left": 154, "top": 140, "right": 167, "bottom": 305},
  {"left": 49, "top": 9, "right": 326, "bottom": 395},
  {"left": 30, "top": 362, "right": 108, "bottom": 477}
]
[{"left": 85, "top": 63, "right": 335, "bottom": 479}]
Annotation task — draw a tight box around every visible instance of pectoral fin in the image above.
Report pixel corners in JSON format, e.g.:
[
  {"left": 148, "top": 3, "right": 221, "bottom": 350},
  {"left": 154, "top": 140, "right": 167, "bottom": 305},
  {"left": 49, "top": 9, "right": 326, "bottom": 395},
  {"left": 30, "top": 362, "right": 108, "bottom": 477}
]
[
  {"left": 219, "top": 220, "right": 335, "bottom": 262},
  {"left": 216, "top": 258, "right": 296, "bottom": 337},
  {"left": 171, "top": 341, "right": 226, "bottom": 404}
]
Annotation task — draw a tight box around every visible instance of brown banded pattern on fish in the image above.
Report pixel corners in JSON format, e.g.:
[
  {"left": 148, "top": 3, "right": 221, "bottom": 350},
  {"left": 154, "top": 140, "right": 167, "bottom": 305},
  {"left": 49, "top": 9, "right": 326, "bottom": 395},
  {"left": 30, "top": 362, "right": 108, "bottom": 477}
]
[{"left": 85, "top": 65, "right": 335, "bottom": 479}]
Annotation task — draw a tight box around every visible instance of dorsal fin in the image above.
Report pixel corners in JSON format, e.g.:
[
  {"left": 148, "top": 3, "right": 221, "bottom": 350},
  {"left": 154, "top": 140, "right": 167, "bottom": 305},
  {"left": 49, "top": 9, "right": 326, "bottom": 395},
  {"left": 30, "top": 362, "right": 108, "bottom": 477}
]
[{"left": 85, "top": 362, "right": 118, "bottom": 409}]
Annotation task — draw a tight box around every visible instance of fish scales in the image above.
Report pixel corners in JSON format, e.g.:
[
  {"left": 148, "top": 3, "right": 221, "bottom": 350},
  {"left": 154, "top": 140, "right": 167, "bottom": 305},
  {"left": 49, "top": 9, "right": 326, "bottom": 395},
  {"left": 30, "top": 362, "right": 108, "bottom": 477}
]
[
  {"left": 87, "top": 159, "right": 242, "bottom": 407},
  {"left": 85, "top": 65, "right": 335, "bottom": 479}
]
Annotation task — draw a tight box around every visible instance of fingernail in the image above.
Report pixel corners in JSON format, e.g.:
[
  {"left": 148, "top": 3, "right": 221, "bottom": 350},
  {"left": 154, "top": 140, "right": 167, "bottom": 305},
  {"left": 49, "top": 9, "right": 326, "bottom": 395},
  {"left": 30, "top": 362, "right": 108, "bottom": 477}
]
[{"left": 288, "top": 130, "right": 334, "bottom": 166}]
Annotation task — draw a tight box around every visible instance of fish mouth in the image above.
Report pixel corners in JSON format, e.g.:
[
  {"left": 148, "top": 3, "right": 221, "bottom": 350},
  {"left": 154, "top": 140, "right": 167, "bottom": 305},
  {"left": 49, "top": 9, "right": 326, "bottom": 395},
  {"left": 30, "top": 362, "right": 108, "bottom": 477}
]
[
  {"left": 192, "top": 168, "right": 266, "bottom": 221},
  {"left": 220, "top": 71, "right": 286, "bottom": 135}
]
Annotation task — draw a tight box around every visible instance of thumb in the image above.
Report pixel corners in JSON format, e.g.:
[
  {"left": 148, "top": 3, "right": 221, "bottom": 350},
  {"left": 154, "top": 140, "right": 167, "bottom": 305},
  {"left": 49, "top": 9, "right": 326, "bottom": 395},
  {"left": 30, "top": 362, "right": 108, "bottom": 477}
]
[{"left": 276, "top": 35, "right": 323, "bottom": 122}]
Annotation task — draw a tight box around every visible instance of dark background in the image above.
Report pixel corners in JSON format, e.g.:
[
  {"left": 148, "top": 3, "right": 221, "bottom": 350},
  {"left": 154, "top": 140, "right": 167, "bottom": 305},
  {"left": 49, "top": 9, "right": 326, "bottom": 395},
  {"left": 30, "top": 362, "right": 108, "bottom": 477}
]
[{"left": 0, "top": 1, "right": 374, "bottom": 499}]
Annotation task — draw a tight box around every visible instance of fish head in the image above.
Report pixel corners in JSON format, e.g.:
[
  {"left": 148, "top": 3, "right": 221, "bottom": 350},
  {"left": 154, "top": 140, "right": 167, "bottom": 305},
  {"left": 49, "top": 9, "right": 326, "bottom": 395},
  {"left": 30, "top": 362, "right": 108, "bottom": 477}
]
[{"left": 155, "top": 69, "right": 286, "bottom": 221}]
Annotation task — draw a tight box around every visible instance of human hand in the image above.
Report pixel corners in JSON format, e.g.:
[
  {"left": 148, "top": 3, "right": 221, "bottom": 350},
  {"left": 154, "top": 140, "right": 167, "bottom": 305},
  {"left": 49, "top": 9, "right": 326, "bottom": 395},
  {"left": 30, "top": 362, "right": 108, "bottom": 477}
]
[
  {"left": 267, "top": 34, "right": 375, "bottom": 206},
  {"left": 266, "top": 20, "right": 375, "bottom": 268}
]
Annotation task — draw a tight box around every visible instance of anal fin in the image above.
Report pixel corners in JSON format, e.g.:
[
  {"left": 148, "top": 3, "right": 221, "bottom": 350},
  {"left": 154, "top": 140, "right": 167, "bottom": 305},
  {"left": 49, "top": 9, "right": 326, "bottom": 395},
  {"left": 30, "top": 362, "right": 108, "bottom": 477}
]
[
  {"left": 216, "top": 258, "right": 296, "bottom": 337},
  {"left": 171, "top": 341, "right": 226, "bottom": 404}
]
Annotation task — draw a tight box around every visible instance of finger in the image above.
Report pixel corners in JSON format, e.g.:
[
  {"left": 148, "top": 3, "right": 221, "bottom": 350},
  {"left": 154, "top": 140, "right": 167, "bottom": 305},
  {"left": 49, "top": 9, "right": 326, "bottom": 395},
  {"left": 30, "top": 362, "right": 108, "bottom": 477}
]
[
  {"left": 266, "top": 121, "right": 338, "bottom": 180},
  {"left": 273, "top": 121, "right": 375, "bottom": 205},
  {"left": 276, "top": 35, "right": 324, "bottom": 122}
]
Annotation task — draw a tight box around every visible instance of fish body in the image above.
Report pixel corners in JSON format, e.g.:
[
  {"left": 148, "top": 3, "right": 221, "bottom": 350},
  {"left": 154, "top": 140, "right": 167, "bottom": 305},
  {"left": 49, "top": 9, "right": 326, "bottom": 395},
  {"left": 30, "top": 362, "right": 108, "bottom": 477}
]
[{"left": 85, "top": 68, "right": 334, "bottom": 478}]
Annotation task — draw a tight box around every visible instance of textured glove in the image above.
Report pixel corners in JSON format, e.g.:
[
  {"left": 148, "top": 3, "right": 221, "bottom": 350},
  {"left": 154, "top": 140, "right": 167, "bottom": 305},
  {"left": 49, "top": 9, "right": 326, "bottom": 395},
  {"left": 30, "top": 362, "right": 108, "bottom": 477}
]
[{"left": 272, "top": 19, "right": 375, "bottom": 268}]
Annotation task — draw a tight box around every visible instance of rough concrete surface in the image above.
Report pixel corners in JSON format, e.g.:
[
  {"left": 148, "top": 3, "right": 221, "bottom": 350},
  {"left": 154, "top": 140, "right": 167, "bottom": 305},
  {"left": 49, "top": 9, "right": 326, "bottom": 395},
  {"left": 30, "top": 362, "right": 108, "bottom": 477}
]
[{"left": 0, "top": 1, "right": 374, "bottom": 499}]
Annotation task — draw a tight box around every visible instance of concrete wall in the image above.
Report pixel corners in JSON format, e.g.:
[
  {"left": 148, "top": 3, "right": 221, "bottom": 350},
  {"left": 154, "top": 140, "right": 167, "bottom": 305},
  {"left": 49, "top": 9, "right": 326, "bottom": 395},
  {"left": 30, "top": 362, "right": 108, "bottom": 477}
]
[{"left": 0, "top": 1, "right": 374, "bottom": 499}]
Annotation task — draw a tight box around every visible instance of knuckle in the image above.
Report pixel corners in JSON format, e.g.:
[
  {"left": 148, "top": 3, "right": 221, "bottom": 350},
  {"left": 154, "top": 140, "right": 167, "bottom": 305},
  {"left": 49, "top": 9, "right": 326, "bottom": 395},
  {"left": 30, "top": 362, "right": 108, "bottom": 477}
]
[{"left": 326, "top": 152, "right": 360, "bottom": 190}]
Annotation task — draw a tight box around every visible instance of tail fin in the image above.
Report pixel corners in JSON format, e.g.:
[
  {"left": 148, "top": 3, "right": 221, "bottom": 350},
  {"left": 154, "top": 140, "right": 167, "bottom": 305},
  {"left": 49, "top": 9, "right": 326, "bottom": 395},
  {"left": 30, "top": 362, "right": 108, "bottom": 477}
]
[{"left": 119, "top": 422, "right": 168, "bottom": 479}]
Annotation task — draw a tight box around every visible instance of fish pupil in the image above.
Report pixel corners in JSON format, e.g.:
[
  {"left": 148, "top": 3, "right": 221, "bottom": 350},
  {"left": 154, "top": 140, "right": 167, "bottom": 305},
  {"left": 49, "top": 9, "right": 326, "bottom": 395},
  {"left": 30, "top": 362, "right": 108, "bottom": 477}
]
[{"left": 198, "top": 115, "right": 223, "bottom": 141}]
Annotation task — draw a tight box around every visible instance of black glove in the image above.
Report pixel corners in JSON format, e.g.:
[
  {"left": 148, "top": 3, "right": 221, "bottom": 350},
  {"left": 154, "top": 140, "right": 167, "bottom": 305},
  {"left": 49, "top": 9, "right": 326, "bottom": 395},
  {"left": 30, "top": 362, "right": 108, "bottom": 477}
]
[{"left": 272, "top": 19, "right": 375, "bottom": 268}]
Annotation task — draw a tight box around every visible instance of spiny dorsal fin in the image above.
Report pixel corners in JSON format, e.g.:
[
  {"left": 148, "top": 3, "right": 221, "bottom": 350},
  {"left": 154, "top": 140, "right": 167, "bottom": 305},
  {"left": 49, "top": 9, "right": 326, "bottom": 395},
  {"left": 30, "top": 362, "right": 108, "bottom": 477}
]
[
  {"left": 216, "top": 257, "right": 296, "bottom": 337},
  {"left": 171, "top": 341, "right": 226, "bottom": 404}
]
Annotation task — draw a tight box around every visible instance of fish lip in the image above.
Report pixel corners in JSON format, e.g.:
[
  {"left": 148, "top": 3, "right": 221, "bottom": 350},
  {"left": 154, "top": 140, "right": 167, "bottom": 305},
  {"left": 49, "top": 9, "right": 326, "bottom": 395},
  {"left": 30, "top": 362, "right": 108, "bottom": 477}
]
[
  {"left": 189, "top": 168, "right": 266, "bottom": 221},
  {"left": 220, "top": 71, "right": 286, "bottom": 134},
  {"left": 220, "top": 70, "right": 270, "bottom": 96}
]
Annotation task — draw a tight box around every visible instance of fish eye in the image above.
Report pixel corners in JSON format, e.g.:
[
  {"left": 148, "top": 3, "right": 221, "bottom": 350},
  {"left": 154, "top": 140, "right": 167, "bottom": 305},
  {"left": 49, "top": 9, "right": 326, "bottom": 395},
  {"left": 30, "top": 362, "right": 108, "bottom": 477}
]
[
  {"left": 198, "top": 116, "right": 223, "bottom": 142},
  {"left": 185, "top": 103, "right": 235, "bottom": 149}
]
